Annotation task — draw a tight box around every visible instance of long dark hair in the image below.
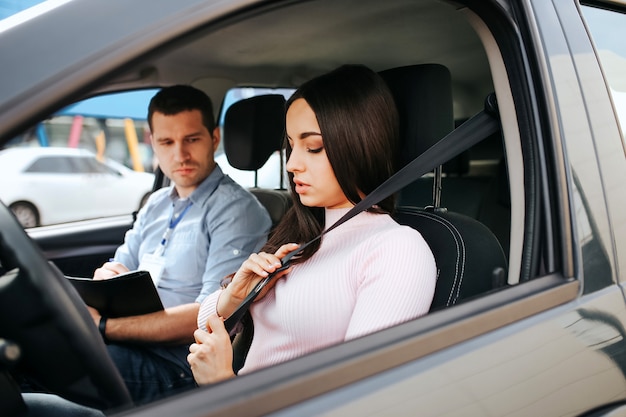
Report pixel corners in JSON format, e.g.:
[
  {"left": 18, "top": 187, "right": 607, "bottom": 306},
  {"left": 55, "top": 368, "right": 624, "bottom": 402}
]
[{"left": 262, "top": 64, "right": 399, "bottom": 263}]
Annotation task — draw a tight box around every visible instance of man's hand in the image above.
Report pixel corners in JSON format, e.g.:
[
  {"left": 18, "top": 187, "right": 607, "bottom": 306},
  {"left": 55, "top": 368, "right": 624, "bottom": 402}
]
[
  {"left": 93, "top": 261, "right": 130, "bottom": 280},
  {"left": 188, "top": 315, "right": 235, "bottom": 385}
]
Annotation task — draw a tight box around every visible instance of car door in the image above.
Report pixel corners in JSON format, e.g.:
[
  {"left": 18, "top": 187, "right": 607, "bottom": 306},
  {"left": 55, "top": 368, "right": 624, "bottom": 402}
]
[
  {"left": 118, "top": 0, "right": 626, "bottom": 415},
  {"left": 1, "top": 0, "right": 626, "bottom": 415},
  {"left": 19, "top": 154, "right": 87, "bottom": 225},
  {"left": 64, "top": 155, "right": 111, "bottom": 222},
  {"left": 79, "top": 156, "right": 141, "bottom": 219}
]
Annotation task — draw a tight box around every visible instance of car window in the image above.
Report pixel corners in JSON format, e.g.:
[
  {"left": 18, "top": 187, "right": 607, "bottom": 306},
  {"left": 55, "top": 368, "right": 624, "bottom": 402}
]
[
  {"left": 1, "top": 90, "right": 157, "bottom": 228},
  {"left": 581, "top": 5, "right": 626, "bottom": 139},
  {"left": 70, "top": 156, "right": 94, "bottom": 174},
  {"left": 24, "top": 156, "right": 70, "bottom": 173},
  {"left": 83, "top": 157, "right": 119, "bottom": 175}
]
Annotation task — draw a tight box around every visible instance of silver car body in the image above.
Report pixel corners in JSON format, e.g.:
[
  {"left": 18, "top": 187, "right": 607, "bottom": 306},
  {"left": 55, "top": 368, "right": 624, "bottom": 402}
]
[{"left": 1, "top": 0, "right": 625, "bottom": 416}]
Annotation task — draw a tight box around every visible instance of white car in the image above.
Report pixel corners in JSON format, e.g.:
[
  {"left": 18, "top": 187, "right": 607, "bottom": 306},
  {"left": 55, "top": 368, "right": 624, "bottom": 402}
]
[{"left": 0, "top": 147, "right": 154, "bottom": 227}]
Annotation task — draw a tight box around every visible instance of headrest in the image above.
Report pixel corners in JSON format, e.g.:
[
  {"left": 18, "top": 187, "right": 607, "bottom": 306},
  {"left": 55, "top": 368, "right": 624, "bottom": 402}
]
[
  {"left": 223, "top": 94, "right": 286, "bottom": 171},
  {"left": 379, "top": 64, "right": 454, "bottom": 166}
]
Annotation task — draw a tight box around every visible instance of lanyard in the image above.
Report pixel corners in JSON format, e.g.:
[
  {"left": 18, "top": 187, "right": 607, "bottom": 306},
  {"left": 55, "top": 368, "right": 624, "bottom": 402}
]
[{"left": 153, "top": 200, "right": 193, "bottom": 256}]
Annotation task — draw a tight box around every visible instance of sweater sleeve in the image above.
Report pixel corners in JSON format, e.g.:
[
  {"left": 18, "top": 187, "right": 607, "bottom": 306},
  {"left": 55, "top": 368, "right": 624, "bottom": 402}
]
[
  {"left": 197, "top": 289, "right": 222, "bottom": 331},
  {"left": 345, "top": 226, "right": 437, "bottom": 340},
  {"left": 196, "top": 289, "right": 244, "bottom": 336}
]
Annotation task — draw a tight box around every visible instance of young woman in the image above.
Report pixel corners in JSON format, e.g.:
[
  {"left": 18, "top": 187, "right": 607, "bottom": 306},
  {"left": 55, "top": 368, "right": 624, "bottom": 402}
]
[{"left": 189, "top": 64, "right": 437, "bottom": 384}]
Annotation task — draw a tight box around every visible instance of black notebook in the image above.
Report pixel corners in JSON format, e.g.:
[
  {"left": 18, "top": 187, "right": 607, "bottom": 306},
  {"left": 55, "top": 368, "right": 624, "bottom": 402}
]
[{"left": 67, "top": 270, "right": 164, "bottom": 318}]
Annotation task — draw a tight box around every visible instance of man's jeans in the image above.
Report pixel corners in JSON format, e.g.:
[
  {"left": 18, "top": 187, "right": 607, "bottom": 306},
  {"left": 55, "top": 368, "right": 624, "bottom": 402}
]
[{"left": 107, "top": 344, "right": 196, "bottom": 405}]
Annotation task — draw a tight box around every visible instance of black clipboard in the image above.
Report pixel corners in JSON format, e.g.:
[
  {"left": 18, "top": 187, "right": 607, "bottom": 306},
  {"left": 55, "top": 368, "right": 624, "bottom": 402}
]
[{"left": 67, "top": 270, "right": 164, "bottom": 318}]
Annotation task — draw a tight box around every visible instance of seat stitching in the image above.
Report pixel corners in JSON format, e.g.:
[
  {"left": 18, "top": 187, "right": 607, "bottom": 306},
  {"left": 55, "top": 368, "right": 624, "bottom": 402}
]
[{"left": 413, "top": 211, "right": 465, "bottom": 306}]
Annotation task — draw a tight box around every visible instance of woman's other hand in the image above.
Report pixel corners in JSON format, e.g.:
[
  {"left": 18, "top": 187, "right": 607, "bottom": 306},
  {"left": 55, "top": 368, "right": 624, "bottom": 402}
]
[{"left": 188, "top": 314, "right": 235, "bottom": 385}]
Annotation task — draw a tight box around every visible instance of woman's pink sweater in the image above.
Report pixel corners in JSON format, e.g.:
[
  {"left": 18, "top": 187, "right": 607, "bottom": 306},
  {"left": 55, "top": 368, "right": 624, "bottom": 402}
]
[{"left": 198, "top": 208, "right": 436, "bottom": 375}]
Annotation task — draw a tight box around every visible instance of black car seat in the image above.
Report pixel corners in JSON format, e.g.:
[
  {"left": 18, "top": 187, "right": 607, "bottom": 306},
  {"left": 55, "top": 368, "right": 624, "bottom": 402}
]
[
  {"left": 222, "top": 94, "right": 294, "bottom": 372},
  {"left": 222, "top": 94, "right": 292, "bottom": 228},
  {"left": 379, "top": 64, "right": 508, "bottom": 310}
]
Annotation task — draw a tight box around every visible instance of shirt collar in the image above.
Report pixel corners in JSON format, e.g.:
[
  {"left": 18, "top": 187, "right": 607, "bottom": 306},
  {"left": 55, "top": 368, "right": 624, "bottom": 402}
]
[{"left": 168, "top": 165, "right": 225, "bottom": 206}]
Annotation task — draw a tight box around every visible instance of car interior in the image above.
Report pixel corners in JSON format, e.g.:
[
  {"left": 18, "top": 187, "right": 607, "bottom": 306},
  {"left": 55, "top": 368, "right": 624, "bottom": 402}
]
[
  {"left": 0, "top": 0, "right": 583, "bottom": 413},
  {"left": 222, "top": 93, "right": 291, "bottom": 228}
]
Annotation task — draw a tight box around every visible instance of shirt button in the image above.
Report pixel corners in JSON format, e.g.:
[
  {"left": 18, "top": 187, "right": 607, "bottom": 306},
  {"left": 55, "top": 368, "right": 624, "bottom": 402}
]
[{"left": 233, "top": 249, "right": 240, "bottom": 255}]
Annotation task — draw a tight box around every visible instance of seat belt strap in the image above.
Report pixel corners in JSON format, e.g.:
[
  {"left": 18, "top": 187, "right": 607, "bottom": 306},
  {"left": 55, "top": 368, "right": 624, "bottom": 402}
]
[{"left": 225, "top": 104, "right": 499, "bottom": 332}]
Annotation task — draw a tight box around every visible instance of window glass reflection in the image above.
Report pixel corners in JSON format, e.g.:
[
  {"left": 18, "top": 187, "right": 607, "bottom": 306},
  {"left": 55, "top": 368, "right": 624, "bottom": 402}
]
[{"left": 582, "top": 5, "right": 626, "bottom": 137}]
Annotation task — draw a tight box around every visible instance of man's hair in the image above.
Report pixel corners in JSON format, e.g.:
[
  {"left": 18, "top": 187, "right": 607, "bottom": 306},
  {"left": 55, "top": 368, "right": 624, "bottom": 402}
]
[{"left": 147, "top": 85, "right": 216, "bottom": 132}]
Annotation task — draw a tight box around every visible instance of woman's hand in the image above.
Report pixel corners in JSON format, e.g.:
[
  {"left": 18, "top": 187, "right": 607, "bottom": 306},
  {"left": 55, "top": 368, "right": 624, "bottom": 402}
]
[
  {"left": 93, "top": 261, "right": 129, "bottom": 280},
  {"left": 217, "top": 243, "right": 299, "bottom": 318},
  {"left": 188, "top": 315, "right": 235, "bottom": 385}
]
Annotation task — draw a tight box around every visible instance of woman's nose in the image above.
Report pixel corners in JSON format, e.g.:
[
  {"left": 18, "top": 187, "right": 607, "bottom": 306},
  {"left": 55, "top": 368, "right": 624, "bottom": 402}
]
[{"left": 286, "top": 147, "right": 302, "bottom": 173}]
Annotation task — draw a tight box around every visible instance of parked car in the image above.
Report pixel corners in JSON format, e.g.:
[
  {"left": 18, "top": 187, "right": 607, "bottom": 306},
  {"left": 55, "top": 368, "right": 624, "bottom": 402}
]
[
  {"left": 0, "top": 147, "right": 154, "bottom": 227},
  {"left": 0, "top": 0, "right": 625, "bottom": 416}
]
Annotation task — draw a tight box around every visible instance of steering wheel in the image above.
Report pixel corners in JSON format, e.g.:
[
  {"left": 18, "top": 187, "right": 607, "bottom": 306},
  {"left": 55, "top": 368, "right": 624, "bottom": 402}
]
[{"left": 0, "top": 202, "right": 132, "bottom": 414}]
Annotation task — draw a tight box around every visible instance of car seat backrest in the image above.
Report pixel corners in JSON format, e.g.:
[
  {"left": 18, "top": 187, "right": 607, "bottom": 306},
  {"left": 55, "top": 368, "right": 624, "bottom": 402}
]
[
  {"left": 379, "top": 64, "right": 508, "bottom": 310},
  {"left": 222, "top": 94, "right": 292, "bottom": 227},
  {"left": 394, "top": 207, "right": 507, "bottom": 309}
]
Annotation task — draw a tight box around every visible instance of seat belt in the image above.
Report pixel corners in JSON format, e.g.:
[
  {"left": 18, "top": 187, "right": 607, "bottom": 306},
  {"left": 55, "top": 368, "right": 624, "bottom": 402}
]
[{"left": 225, "top": 99, "right": 499, "bottom": 332}]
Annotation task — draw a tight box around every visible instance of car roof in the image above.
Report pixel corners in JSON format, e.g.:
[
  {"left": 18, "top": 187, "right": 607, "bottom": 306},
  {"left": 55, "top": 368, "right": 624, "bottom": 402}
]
[
  {"left": 0, "top": 0, "right": 491, "bottom": 143},
  {"left": 0, "top": 146, "right": 95, "bottom": 159},
  {"left": 0, "top": 147, "right": 98, "bottom": 171}
]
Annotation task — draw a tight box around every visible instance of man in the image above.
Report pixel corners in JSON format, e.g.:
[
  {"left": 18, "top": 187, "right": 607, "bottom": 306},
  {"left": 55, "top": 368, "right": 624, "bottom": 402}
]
[{"left": 88, "top": 85, "right": 272, "bottom": 404}]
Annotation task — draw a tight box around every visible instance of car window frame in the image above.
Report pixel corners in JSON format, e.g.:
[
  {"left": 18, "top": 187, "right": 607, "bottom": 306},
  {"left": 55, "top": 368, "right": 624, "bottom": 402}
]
[
  {"left": 528, "top": 0, "right": 621, "bottom": 292},
  {"left": 579, "top": 1, "right": 626, "bottom": 286},
  {"left": 124, "top": 2, "right": 586, "bottom": 414},
  {"left": 2, "top": 0, "right": 611, "bottom": 413}
]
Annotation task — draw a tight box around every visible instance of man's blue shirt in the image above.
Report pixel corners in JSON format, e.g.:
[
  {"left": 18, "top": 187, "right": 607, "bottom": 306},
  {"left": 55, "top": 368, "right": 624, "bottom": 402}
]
[{"left": 114, "top": 164, "right": 272, "bottom": 308}]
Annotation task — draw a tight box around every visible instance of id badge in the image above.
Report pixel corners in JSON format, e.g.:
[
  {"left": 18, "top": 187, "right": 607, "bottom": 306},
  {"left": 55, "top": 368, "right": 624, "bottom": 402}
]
[{"left": 139, "top": 253, "right": 166, "bottom": 286}]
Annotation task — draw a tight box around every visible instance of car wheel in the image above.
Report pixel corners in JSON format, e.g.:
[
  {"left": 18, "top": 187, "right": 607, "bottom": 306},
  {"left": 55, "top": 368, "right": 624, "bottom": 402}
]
[
  {"left": 9, "top": 202, "right": 39, "bottom": 228},
  {"left": 0, "top": 202, "right": 132, "bottom": 411}
]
